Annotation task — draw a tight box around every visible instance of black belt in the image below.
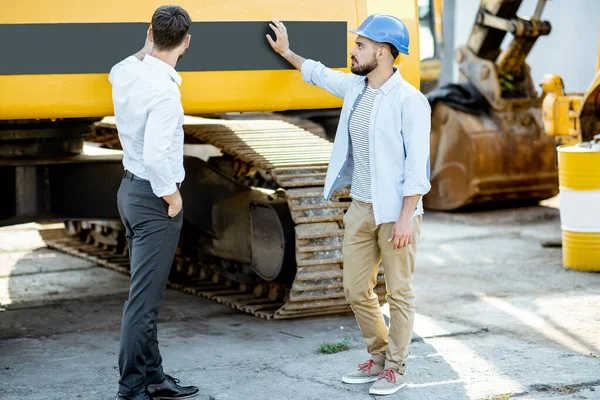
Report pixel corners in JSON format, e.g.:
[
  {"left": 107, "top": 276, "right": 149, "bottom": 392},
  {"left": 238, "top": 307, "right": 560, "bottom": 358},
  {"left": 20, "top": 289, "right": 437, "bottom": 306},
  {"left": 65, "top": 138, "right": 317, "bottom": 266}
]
[{"left": 123, "top": 170, "right": 181, "bottom": 190}]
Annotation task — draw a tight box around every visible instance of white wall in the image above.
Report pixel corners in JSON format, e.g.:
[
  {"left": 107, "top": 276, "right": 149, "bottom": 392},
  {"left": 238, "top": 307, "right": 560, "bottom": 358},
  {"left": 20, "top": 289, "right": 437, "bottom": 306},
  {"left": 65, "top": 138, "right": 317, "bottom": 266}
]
[{"left": 451, "top": 0, "right": 599, "bottom": 92}]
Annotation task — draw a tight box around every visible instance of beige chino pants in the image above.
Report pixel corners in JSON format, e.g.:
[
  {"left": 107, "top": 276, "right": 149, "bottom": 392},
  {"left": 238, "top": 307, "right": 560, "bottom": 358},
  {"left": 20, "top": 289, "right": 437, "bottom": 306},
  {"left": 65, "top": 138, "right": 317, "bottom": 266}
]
[{"left": 342, "top": 200, "right": 422, "bottom": 372}]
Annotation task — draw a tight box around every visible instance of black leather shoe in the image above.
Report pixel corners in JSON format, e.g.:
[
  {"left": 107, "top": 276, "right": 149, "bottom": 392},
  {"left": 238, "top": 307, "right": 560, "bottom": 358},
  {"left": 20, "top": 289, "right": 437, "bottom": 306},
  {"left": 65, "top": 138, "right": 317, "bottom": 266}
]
[
  {"left": 146, "top": 375, "right": 199, "bottom": 399},
  {"left": 116, "top": 390, "right": 152, "bottom": 400}
]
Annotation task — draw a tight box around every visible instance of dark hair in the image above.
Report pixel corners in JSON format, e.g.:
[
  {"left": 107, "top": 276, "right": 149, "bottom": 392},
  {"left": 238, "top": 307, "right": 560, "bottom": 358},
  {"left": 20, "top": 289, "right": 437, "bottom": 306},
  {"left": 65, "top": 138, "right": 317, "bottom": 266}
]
[
  {"left": 151, "top": 5, "right": 191, "bottom": 51},
  {"left": 388, "top": 43, "right": 400, "bottom": 60}
]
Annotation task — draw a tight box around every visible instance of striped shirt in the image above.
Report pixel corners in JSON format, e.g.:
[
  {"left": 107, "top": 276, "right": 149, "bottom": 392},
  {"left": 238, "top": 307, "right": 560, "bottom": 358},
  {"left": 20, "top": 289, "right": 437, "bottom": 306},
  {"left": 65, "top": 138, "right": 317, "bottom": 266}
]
[{"left": 349, "top": 85, "right": 378, "bottom": 202}]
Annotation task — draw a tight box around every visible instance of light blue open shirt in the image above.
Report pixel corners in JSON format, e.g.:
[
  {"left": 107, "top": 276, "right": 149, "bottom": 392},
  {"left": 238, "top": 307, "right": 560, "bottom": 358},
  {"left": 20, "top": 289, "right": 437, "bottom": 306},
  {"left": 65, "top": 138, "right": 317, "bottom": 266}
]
[{"left": 301, "top": 59, "right": 432, "bottom": 225}]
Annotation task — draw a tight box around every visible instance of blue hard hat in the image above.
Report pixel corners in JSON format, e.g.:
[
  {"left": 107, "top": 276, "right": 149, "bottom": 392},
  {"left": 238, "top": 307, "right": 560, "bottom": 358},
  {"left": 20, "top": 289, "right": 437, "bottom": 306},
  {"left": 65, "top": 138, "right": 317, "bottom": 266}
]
[{"left": 350, "top": 14, "right": 410, "bottom": 55}]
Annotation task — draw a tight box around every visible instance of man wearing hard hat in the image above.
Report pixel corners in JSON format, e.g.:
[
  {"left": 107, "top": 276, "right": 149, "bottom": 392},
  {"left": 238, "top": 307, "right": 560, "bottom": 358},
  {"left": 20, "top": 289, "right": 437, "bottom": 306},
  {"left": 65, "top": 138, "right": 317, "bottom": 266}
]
[{"left": 268, "top": 15, "right": 431, "bottom": 396}]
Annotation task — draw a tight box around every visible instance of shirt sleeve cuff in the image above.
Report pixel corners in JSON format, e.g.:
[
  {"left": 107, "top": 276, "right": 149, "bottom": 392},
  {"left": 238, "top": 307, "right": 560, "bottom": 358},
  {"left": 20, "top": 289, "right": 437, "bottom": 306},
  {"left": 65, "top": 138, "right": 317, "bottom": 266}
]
[
  {"left": 152, "top": 183, "right": 178, "bottom": 198},
  {"left": 403, "top": 181, "right": 432, "bottom": 197},
  {"left": 300, "top": 59, "right": 319, "bottom": 85}
]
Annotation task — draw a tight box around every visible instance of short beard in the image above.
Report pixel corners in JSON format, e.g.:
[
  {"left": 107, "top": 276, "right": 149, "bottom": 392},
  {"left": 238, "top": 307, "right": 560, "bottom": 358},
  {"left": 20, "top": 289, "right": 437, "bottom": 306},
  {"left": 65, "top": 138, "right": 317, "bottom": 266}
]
[{"left": 351, "top": 55, "right": 378, "bottom": 76}]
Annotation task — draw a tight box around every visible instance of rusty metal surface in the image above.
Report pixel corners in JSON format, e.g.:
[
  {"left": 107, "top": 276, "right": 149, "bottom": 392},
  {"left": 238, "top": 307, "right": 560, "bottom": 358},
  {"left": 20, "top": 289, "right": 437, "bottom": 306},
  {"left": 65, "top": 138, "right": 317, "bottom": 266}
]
[
  {"left": 42, "top": 227, "right": 319, "bottom": 320},
  {"left": 89, "top": 123, "right": 122, "bottom": 149},
  {"left": 455, "top": 46, "right": 538, "bottom": 111},
  {"left": 46, "top": 215, "right": 387, "bottom": 320},
  {"left": 212, "top": 112, "right": 329, "bottom": 139},
  {"left": 286, "top": 187, "right": 351, "bottom": 224},
  {"left": 271, "top": 166, "right": 328, "bottom": 187},
  {"left": 579, "top": 70, "right": 600, "bottom": 142},
  {"left": 182, "top": 116, "right": 333, "bottom": 174},
  {"left": 280, "top": 219, "right": 387, "bottom": 319},
  {"left": 97, "top": 117, "right": 333, "bottom": 189},
  {"left": 77, "top": 117, "right": 389, "bottom": 320},
  {"left": 426, "top": 103, "right": 558, "bottom": 210},
  {"left": 442, "top": 1, "right": 558, "bottom": 211}
]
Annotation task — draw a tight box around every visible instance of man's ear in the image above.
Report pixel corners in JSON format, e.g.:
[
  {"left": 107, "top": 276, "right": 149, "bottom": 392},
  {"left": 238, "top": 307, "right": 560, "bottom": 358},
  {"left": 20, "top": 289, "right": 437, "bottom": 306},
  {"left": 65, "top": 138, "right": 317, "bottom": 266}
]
[
  {"left": 147, "top": 26, "right": 154, "bottom": 43},
  {"left": 377, "top": 44, "right": 385, "bottom": 59},
  {"left": 184, "top": 34, "right": 191, "bottom": 49}
]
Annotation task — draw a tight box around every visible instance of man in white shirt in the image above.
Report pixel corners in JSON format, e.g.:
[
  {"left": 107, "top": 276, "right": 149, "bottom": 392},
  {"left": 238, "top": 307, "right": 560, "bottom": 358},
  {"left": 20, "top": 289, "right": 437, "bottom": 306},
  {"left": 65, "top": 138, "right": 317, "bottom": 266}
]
[
  {"left": 267, "top": 15, "right": 430, "bottom": 396},
  {"left": 109, "top": 6, "right": 198, "bottom": 400}
]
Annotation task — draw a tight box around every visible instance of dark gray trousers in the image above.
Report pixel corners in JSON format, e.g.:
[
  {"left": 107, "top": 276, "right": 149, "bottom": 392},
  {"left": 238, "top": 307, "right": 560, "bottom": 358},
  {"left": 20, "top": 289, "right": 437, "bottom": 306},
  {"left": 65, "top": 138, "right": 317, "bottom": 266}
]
[{"left": 116, "top": 175, "right": 183, "bottom": 396}]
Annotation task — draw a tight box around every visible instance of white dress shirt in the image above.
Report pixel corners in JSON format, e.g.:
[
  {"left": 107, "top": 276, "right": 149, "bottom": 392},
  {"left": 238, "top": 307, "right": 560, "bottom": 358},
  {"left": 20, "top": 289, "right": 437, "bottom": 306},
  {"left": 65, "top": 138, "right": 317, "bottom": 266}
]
[
  {"left": 301, "top": 59, "right": 431, "bottom": 225},
  {"left": 108, "top": 54, "right": 185, "bottom": 197}
]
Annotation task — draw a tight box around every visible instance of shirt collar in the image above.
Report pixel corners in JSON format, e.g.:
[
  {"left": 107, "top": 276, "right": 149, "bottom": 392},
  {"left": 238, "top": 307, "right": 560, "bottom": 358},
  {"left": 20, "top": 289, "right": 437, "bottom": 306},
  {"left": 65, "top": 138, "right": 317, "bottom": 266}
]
[
  {"left": 364, "top": 67, "right": 402, "bottom": 95},
  {"left": 143, "top": 54, "right": 182, "bottom": 86}
]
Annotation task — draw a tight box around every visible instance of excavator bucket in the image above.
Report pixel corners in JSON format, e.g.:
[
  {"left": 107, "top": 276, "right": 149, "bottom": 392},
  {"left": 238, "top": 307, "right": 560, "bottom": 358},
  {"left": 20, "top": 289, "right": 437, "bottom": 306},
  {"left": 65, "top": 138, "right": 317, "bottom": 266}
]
[
  {"left": 424, "top": 0, "right": 559, "bottom": 210},
  {"left": 425, "top": 103, "right": 559, "bottom": 210}
]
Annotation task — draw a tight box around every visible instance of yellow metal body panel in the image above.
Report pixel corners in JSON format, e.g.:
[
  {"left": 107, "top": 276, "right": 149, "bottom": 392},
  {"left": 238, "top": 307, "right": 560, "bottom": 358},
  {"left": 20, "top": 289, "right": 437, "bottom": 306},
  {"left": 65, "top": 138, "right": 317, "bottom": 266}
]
[
  {"left": 542, "top": 92, "right": 582, "bottom": 138},
  {"left": 557, "top": 146, "right": 600, "bottom": 191},
  {"left": 0, "top": 0, "right": 420, "bottom": 120},
  {"left": 433, "top": 0, "right": 443, "bottom": 40},
  {"left": 540, "top": 68, "right": 600, "bottom": 144},
  {"left": 562, "top": 231, "right": 600, "bottom": 271}
]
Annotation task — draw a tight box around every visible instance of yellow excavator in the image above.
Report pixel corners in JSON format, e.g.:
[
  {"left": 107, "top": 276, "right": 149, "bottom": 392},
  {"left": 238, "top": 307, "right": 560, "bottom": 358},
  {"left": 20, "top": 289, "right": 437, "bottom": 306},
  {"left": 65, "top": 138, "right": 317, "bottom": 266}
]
[
  {"left": 0, "top": 0, "right": 565, "bottom": 319},
  {"left": 0, "top": 0, "right": 424, "bottom": 319},
  {"left": 424, "top": 0, "right": 560, "bottom": 210}
]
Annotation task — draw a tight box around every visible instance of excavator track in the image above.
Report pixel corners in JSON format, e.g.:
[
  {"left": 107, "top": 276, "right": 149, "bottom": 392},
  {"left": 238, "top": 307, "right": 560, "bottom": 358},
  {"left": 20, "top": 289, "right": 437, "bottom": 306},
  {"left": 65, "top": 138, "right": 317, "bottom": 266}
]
[{"left": 54, "top": 116, "right": 387, "bottom": 319}]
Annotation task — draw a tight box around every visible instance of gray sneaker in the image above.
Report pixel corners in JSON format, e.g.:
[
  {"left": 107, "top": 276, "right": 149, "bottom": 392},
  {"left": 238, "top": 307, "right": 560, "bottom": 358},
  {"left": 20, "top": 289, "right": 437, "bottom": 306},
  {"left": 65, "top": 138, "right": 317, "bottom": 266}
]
[
  {"left": 342, "top": 359, "right": 384, "bottom": 384},
  {"left": 369, "top": 369, "right": 407, "bottom": 395}
]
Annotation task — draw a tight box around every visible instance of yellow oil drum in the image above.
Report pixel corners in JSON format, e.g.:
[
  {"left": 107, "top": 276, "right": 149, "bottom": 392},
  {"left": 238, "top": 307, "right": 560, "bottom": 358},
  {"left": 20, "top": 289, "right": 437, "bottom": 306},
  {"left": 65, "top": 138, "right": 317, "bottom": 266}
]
[{"left": 557, "top": 144, "right": 600, "bottom": 271}]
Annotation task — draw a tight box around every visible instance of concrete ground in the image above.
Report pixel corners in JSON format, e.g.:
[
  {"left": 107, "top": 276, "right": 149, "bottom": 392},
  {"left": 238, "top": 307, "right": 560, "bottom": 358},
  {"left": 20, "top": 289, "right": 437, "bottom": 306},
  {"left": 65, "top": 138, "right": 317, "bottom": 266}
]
[{"left": 1, "top": 202, "right": 600, "bottom": 400}]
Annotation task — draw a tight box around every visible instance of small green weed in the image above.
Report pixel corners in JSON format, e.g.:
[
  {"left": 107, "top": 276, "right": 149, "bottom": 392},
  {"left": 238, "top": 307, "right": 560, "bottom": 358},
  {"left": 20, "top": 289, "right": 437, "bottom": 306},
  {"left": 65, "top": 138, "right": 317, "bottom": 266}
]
[{"left": 318, "top": 336, "right": 350, "bottom": 354}]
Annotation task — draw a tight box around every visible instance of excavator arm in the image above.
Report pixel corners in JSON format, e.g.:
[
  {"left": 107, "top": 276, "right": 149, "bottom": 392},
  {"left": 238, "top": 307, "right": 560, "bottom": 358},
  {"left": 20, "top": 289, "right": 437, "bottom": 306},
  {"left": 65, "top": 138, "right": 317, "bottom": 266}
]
[
  {"left": 458, "top": 0, "right": 552, "bottom": 106},
  {"left": 425, "top": 0, "right": 558, "bottom": 210}
]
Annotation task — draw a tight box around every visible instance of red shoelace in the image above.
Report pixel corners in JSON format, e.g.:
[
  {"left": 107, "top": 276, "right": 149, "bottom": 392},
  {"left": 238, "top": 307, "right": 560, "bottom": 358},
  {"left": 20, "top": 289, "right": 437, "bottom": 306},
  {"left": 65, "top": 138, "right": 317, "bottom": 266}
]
[
  {"left": 358, "top": 359, "right": 374, "bottom": 375},
  {"left": 378, "top": 369, "right": 397, "bottom": 384}
]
